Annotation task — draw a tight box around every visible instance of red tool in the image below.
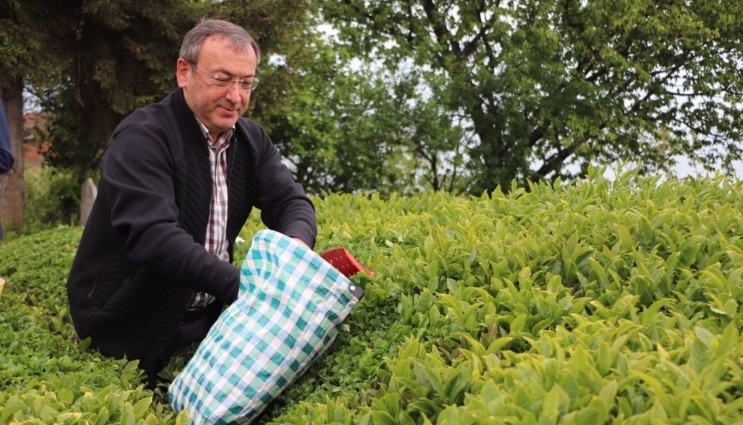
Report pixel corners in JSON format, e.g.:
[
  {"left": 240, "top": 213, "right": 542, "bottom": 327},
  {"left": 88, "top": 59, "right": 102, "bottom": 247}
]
[{"left": 320, "top": 247, "right": 374, "bottom": 278}]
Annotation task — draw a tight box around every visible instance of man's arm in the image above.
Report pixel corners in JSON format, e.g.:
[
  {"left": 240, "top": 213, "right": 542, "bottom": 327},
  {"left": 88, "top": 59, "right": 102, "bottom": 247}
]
[
  {"left": 256, "top": 146, "right": 317, "bottom": 248},
  {"left": 247, "top": 124, "right": 317, "bottom": 248}
]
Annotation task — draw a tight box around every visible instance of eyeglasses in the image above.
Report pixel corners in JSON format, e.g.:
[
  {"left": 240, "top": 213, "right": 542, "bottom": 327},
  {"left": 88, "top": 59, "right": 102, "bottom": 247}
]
[{"left": 190, "top": 62, "right": 260, "bottom": 92}]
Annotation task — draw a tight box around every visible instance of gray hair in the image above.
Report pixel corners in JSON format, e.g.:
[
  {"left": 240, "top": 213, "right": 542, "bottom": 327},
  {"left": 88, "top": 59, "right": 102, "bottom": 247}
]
[{"left": 179, "top": 18, "right": 261, "bottom": 65}]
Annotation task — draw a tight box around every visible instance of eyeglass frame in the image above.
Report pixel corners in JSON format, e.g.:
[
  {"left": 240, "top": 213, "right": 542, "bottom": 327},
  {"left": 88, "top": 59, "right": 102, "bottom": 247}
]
[{"left": 189, "top": 61, "right": 260, "bottom": 92}]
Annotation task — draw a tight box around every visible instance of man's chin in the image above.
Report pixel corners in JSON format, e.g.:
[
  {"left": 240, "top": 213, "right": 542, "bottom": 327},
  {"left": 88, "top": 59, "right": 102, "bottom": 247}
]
[{"left": 214, "top": 117, "right": 239, "bottom": 132}]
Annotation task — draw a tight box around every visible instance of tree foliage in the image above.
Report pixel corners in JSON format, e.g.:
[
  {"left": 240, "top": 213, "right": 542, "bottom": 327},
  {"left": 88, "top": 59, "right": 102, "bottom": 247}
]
[
  {"left": 254, "top": 34, "right": 417, "bottom": 196},
  {"left": 319, "top": 0, "right": 743, "bottom": 193},
  {"left": 254, "top": 21, "right": 469, "bottom": 196},
  {"left": 0, "top": 0, "right": 316, "bottom": 230},
  {"left": 7, "top": 0, "right": 743, "bottom": 204},
  {"left": 21, "top": 0, "right": 311, "bottom": 176}
]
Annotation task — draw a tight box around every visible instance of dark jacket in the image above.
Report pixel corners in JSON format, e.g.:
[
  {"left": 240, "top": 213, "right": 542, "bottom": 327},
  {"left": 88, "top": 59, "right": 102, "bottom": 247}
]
[
  {"left": 0, "top": 101, "right": 12, "bottom": 174},
  {"left": 67, "top": 89, "right": 316, "bottom": 378}
]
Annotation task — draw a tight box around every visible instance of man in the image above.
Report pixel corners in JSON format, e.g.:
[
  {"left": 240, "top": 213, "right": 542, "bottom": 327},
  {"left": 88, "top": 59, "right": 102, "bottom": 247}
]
[
  {"left": 67, "top": 19, "right": 317, "bottom": 387},
  {"left": 0, "top": 99, "right": 13, "bottom": 240}
]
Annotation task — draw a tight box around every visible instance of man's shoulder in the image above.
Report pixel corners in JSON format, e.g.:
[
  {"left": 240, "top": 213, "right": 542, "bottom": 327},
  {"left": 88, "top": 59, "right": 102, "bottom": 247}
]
[
  {"left": 234, "top": 117, "right": 271, "bottom": 147},
  {"left": 235, "top": 116, "right": 263, "bottom": 133},
  {"left": 121, "top": 91, "right": 181, "bottom": 126},
  {"left": 113, "top": 91, "right": 193, "bottom": 137}
]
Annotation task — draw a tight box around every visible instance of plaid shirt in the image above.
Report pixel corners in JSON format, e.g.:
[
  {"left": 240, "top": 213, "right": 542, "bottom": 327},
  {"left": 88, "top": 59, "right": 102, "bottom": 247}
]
[{"left": 187, "top": 123, "right": 233, "bottom": 311}]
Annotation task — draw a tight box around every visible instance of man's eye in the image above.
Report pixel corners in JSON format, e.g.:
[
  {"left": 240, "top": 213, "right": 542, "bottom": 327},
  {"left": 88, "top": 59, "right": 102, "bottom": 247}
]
[{"left": 212, "top": 75, "right": 232, "bottom": 84}]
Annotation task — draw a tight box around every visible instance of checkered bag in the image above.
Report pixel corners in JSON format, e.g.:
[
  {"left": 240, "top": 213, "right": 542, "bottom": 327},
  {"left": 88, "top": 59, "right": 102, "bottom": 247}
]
[{"left": 168, "top": 230, "right": 364, "bottom": 424}]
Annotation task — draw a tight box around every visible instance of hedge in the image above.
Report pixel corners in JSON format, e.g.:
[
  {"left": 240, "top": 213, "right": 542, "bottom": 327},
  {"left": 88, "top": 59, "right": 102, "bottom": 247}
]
[{"left": 1, "top": 167, "right": 742, "bottom": 424}]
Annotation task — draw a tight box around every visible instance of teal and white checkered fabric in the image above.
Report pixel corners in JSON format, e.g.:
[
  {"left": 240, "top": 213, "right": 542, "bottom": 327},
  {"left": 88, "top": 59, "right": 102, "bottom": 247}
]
[{"left": 168, "top": 230, "right": 362, "bottom": 424}]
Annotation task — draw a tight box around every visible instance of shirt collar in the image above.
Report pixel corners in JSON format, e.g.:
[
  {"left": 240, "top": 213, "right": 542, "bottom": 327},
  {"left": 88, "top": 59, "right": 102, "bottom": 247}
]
[{"left": 195, "top": 118, "right": 234, "bottom": 147}]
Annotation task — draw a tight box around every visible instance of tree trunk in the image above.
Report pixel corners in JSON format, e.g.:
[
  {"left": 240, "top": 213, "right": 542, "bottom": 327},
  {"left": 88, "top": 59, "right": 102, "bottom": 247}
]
[{"left": 0, "top": 79, "right": 26, "bottom": 234}]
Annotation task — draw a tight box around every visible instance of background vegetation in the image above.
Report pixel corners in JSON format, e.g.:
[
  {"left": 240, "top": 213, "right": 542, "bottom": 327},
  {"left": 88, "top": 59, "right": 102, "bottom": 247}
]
[
  {"left": 2, "top": 0, "right": 743, "bottom": 233},
  {"left": 2, "top": 170, "right": 743, "bottom": 424}
]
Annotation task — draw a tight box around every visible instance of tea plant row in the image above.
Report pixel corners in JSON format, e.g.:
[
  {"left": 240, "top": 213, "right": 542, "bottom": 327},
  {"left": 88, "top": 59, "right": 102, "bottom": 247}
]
[{"left": 1, "top": 168, "right": 742, "bottom": 424}]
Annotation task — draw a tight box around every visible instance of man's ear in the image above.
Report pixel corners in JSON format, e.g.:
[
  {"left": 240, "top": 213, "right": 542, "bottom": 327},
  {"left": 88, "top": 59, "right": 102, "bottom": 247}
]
[{"left": 176, "top": 58, "right": 192, "bottom": 89}]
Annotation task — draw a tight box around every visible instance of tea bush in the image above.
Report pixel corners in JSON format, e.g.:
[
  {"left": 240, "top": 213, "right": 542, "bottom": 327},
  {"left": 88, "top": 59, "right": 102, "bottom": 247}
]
[{"left": 2, "top": 167, "right": 742, "bottom": 424}]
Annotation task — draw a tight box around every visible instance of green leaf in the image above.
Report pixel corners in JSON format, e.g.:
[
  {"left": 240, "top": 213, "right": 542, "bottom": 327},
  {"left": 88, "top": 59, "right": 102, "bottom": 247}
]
[
  {"left": 596, "top": 341, "right": 612, "bottom": 376},
  {"left": 694, "top": 327, "right": 715, "bottom": 349},
  {"left": 120, "top": 405, "right": 136, "bottom": 425},
  {"left": 132, "top": 397, "right": 152, "bottom": 416},
  {"left": 370, "top": 411, "right": 397, "bottom": 425},
  {"left": 0, "top": 402, "right": 25, "bottom": 423},
  {"left": 510, "top": 314, "right": 527, "bottom": 335},
  {"left": 437, "top": 405, "right": 460, "bottom": 425},
  {"left": 638, "top": 216, "right": 654, "bottom": 245},
  {"left": 57, "top": 388, "right": 74, "bottom": 405},
  {"left": 539, "top": 385, "right": 561, "bottom": 423},
  {"left": 407, "top": 399, "right": 441, "bottom": 418},
  {"left": 599, "top": 380, "right": 618, "bottom": 405},
  {"left": 640, "top": 298, "right": 673, "bottom": 326},
  {"left": 680, "top": 237, "right": 704, "bottom": 267},
  {"left": 174, "top": 410, "right": 190, "bottom": 425},
  {"left": 413, "top": 360, "right": 444, "bottom": 398}
]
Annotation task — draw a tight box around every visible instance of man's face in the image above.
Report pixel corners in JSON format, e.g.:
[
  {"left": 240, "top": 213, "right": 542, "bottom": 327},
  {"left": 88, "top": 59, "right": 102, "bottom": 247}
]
[{"left": 177, "top": 35, "right": 257, "bottom": 136}]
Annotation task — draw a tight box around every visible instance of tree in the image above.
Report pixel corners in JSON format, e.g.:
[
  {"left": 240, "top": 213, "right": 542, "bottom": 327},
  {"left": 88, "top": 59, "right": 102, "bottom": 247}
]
[
  {"left": 251, "top": 29, "right": 405, "bottom": 196},
  {"left": 0, "top": 0, "right": 313, "bottom": 230},
  {"left": 253, "top": 20, "right": 468, "bottom": 196},
  {"left": 319, "top": 0, "right": 743, "bottom": 193},
  {"left": 36, "top": 0, "right": 311, "bottom": 176},
  {"left": 0, "top": 0, "right": 71, "bottom": 232},
  {"left": 36, "top": 0, "right": 194, "bottom": 175}
]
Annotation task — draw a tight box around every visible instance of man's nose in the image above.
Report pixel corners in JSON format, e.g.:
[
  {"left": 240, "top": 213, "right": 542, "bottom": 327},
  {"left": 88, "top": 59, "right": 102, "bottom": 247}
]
[{"left": 225, "top": 82, "right": 243, "bottom": 104}]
